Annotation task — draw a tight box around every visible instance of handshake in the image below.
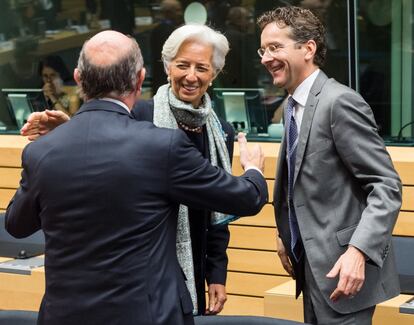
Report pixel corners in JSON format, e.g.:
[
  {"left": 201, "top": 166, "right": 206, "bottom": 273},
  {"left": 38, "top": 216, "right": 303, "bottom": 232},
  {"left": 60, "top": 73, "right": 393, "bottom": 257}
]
[{"left": 21, "top": 111, "right": 265, "bottom": 174}]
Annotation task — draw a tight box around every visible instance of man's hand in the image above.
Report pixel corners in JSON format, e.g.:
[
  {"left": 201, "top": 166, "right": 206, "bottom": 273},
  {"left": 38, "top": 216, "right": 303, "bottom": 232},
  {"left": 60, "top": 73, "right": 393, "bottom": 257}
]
[
  {"left": 326, "top": 245, "right": 366, "bottom": 302},
  {"left": 205, "top": 283, "right": 227, "bottom": 315},
  {"left": 21, "top": 110, "right": 70, "bottom": 141},
  {"left": 238, "top": 133, "right": 265, "bottom": 173},
  {"left": 277, "top": 237, "right": 295, "bottom": 279}
]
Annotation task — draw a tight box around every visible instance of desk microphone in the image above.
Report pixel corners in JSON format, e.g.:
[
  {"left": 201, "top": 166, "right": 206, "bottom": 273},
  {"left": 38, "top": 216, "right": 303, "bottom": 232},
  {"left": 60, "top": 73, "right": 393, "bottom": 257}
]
[{"left": 17, "top": 250, "right": 27, "bottom": 259}]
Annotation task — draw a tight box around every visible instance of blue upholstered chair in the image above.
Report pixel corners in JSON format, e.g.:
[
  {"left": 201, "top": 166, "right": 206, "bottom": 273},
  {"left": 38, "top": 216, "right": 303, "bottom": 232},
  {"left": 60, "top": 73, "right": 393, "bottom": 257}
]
[
  {"left": 0, "top": 310, "right": 37, "bottom": 325},
  {"left": 392, "top": 236, "right": 414, "bottom": 294},
  {"left": 194, "top": 315, "right": 308, "bottom": 324}
]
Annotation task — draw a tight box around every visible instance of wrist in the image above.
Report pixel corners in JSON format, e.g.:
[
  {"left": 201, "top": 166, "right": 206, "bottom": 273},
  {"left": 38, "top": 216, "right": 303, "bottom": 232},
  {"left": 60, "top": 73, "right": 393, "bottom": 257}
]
[
  {"left": 244, "top": 165, "right": 263, "bottom": 175},
  {"left": 348, "top": 245, "right": 368, "bottom": 260}
]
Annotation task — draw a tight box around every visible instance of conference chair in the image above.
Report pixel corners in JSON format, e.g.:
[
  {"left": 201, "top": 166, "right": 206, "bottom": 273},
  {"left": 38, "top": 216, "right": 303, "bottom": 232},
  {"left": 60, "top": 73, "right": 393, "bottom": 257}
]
[
  {"left": 194, "top": 315, "right": 308, "bottom": 324},
  {"left": 0, "top": 213, "right": 44, "bottom": 259},
  {"left": 392, "top": 235, "right": 414, "bottom": 294},
  {"left": 0, "top": 310, "right": 37, "bottom": 325}
]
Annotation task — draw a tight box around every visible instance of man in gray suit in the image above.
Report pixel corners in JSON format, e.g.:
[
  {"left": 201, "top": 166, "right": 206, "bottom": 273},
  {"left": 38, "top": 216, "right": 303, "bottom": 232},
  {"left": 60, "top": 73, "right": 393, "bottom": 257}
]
[{"left": 257, "top": 6, "right": 402, "bottom": 324}]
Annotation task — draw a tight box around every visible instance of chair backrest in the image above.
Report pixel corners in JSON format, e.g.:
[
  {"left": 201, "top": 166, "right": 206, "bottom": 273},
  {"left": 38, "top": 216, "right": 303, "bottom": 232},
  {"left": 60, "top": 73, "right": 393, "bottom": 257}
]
[
  {"left": 0, "top": 310, "right": 37, "bottom": 325},
  {"left": 194, "top": 315, "right": 307, "bottom": 325},
  {"left": 0, "top": 213, "right": 44, "bottom": 258},
  {"left": 392, "top": 236, "right": 414, "bottom": 294}
]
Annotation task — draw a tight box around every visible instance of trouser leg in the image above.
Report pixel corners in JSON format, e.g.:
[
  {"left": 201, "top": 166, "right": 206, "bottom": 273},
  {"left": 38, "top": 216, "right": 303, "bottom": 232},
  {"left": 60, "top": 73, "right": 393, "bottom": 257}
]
[{"left": 303, "top": 256, "right": 375, "bottom": 325}]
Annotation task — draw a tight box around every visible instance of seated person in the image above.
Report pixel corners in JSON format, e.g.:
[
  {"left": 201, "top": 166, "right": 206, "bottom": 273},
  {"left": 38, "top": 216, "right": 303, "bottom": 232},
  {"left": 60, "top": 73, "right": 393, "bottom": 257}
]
[{"left": 39, "top": 55, "right": 80, "bottom": 116}]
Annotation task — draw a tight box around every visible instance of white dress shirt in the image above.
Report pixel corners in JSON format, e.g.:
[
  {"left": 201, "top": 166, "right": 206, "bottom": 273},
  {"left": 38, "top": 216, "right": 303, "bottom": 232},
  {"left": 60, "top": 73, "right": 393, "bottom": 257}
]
[
  {"left": 99, "top": 97, "right": 130, "bottom": 113},
  {"left": 290, "top": 69, "right": 320, "bottom": 131}
]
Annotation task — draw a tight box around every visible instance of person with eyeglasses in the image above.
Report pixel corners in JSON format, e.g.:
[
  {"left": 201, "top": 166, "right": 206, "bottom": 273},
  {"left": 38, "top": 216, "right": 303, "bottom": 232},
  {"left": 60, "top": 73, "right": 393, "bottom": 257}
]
[{"left": 257, "top": 6, "right": 401, "bottom": 325}]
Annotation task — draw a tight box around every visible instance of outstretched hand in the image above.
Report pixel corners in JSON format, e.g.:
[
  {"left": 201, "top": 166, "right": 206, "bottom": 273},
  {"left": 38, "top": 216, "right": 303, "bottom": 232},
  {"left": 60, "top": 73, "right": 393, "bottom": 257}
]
[
  {"left": 238, "top": 133, "right": 265, "bottom": 173},
  {"left": 21, "top": 110, "right": 70, "bottom": 141}
]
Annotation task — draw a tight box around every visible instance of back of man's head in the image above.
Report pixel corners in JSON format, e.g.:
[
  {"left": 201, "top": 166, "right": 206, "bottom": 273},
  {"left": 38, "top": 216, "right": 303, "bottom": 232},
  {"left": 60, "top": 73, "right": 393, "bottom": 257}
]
[
  {"left": 257, "top": 6, "right": 326, "bottom": 67},
  {"left": 76, "top": 31, "right": 144, "bottom": 100}
]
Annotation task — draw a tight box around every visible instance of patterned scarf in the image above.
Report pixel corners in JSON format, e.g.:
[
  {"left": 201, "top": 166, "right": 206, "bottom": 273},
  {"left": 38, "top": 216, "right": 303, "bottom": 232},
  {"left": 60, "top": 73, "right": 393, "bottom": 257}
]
[{"left": 153, "top": 84, "right": 239, "bottom": 314}]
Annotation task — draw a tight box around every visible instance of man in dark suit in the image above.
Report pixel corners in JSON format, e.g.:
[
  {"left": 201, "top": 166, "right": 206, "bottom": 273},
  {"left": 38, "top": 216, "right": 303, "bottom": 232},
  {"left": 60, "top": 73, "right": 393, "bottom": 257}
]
[
  {"left": 5, "top": 30, "right": 268, "bottom": 325},
  {"left": 257, "top": 7, "right": 402, "bottom": 324}
]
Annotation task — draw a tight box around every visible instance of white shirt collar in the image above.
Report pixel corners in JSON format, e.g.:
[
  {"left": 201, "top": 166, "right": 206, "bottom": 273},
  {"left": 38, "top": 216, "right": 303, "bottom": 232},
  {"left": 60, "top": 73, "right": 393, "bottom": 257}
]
[
  {"left": 99, "top": 97, "right": 130, "bottom": 113},
  {"left": 291, "top": 69, "right": 320, "bottom": 107}
]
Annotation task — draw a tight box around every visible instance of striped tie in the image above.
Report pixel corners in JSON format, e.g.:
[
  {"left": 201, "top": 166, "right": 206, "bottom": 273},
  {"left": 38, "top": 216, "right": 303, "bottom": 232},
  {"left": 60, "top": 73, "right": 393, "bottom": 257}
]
[{"left": 285, "top": 96, "right": 303, "bottom": 262}]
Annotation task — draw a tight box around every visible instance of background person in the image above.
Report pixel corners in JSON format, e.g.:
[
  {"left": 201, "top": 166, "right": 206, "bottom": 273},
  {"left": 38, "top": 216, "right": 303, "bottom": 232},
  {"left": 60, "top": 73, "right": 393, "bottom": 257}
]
[
  {"left": 6, "top": 30, "right": 268, "bottom": 325},
  {"left": 39, "top": 55, "right": 80, "bottom": 116},
  {"left": 150, "top": 0, "right": 183, "bottom": 94},
  {"left": 219, "top": 6, "right": 257, "bottom": 88},
  {"left": 257, "top": 6, "right": 401, "bottom": 324}
]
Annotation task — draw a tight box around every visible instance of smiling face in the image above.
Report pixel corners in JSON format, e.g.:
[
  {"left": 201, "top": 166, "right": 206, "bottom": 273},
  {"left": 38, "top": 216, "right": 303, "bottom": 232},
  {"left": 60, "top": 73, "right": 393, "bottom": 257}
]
[
  {"left": 168, "top": 41, "right": 215, "bottom": 107},
  {"left": 260, "top": 23, "right": 313, "bottom": 94}
]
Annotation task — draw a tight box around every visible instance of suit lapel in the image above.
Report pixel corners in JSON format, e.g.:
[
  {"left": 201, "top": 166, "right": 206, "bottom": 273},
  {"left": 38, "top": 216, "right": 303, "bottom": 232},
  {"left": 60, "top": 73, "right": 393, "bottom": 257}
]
[{"left": 293, "top": 71, "right": 328, "bottom": 185}]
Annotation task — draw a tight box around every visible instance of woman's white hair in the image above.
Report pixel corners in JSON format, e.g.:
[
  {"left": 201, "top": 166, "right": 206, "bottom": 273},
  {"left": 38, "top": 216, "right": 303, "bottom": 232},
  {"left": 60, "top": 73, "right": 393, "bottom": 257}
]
[{"left": 161, "top": 24, "right": 229, "bottom": 76}]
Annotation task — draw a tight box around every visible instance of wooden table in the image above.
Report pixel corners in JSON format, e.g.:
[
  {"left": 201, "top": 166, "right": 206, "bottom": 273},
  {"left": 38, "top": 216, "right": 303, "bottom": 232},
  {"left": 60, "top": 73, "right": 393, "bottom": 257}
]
[{"left": 0, "top": 257, "right": 44, "bottom": 311}]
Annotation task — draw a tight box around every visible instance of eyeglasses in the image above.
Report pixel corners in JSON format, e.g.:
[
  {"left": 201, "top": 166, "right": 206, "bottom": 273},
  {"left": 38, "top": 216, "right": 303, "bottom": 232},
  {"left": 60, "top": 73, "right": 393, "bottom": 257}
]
[{"left": 257, "top": 42, "right": 301, "bottom": 58}]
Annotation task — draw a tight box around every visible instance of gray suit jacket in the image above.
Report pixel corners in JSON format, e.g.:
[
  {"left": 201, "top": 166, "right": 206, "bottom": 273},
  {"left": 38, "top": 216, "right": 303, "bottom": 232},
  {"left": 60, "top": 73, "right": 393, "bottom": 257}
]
[{"left": 274, "top": 71, "right": 402, "bottom": 313}]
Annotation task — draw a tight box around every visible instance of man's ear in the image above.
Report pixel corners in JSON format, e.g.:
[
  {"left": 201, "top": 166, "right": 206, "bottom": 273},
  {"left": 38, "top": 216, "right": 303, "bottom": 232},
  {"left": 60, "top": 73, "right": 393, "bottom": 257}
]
[
  {"left": 304, "top": 40, "right": 317, "bottom": 62},
  {"left": 74, "top": 68, "right": 81, "bottom": 86},
  {"left": 136, "top": 68, "right": 146, "bottom": 94}
]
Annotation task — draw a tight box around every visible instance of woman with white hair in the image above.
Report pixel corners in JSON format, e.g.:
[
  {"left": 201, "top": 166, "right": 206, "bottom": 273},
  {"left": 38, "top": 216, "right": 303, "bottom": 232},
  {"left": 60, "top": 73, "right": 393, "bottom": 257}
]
[
  {"left": 21, "top": 24, "right": 234, "bottom": 317},
  {"left": 133, "top": 24, "right": 234, "bottom": 317}
]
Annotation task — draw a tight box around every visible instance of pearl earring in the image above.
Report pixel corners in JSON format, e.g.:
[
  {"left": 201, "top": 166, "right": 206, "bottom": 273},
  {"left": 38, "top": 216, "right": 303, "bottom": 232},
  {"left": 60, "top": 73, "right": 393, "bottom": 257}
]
[
  {"left": 209, "top": 82, "right": 212, "bottom": 87},
  {"left": 167, "top": 76, "right": 171, "bottom": 84}
]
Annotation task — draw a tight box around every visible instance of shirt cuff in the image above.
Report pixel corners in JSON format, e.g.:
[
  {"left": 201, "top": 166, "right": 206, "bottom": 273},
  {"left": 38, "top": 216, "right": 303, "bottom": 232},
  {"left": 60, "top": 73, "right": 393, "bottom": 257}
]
[{"left": 245, "top": 166, "right": 264, "bottom": 176}]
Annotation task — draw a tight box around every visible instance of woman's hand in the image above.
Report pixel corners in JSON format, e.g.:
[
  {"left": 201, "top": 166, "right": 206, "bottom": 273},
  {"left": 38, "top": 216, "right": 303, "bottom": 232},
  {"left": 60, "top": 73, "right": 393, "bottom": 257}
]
[
  {"left": 21, "top": 110, "right": 70, "bottom": 141},
  {"left": 42, "top": 82, "right": 57, "bottom": 102},
  {"left": 205, "top": 284, "right": 227, "bottom": 315}
]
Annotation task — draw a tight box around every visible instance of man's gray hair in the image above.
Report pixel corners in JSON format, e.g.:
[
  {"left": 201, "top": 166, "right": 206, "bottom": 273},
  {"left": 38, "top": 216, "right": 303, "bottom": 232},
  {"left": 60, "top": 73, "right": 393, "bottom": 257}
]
[
  {"left": 161, "top": 24, "right": 229, "bottom": 76},
  {"left": 77, "top": 36, "right": 144, "bottom": 99}
]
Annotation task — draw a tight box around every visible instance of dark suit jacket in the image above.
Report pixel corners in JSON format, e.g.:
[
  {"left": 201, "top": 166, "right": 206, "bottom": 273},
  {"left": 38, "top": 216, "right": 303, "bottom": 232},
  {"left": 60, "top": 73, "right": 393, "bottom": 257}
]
[
  {"left": 132, "top": 99, "right": 234, "bottom": 314},
  {"left": 5, "top": 100, "right": 268, "bottom": 325},
  {"left": 274, "top": 71, "right": 401, "bottom": 313}
]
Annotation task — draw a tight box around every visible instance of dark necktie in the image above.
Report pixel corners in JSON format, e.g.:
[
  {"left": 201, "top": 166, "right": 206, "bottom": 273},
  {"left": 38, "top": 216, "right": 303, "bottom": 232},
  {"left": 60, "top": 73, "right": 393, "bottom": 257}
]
[{"left": 285, "top": 96, "right": 303, "bottom": 261}]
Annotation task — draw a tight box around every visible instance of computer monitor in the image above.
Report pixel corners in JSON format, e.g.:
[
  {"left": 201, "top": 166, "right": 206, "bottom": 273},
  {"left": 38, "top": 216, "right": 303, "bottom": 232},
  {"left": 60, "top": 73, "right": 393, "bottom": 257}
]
[
  {"left": 212, "top": 88, "right": 268, "bottom": 134},
  {"left": 1, "top": 89, "right": 49, "bottom": 129}
]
